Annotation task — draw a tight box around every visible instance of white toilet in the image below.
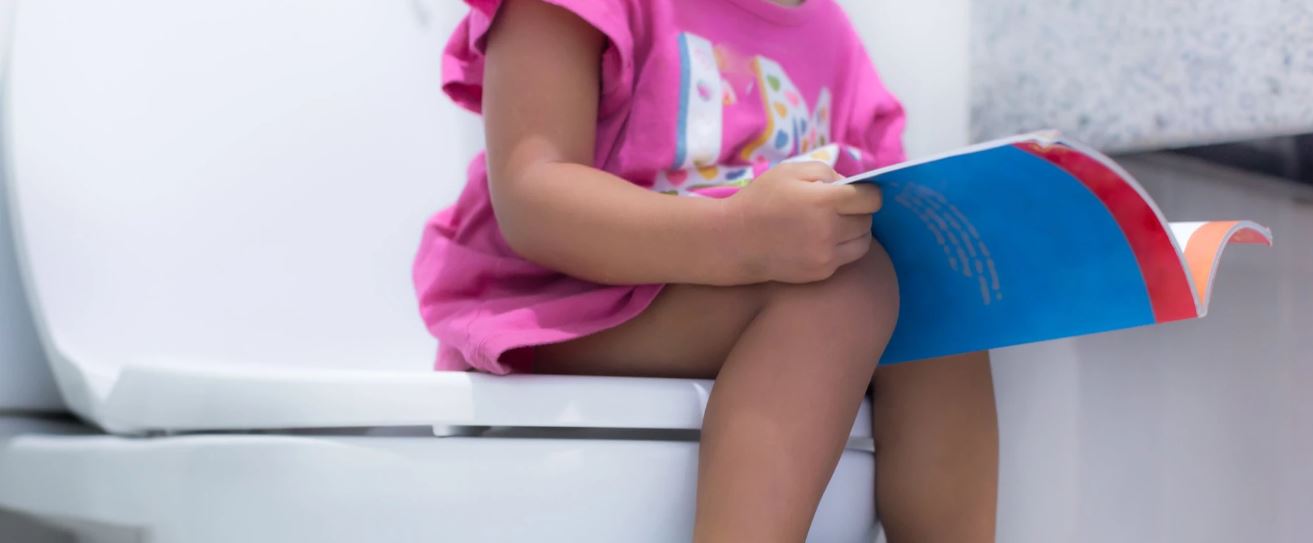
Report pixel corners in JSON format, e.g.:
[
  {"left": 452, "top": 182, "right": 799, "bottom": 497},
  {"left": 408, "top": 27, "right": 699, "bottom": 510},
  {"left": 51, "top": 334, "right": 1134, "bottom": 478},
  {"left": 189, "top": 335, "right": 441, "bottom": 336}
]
[{"left": 0, "top": 1, "right": 970, "bottom": 541}]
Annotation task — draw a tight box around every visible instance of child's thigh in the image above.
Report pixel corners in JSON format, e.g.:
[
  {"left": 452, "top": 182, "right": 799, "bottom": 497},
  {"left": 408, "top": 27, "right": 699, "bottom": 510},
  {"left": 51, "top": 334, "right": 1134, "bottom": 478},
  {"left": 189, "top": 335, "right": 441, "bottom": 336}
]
[{"left": 533, "top": 282, "right": 768, "bottom": 379}]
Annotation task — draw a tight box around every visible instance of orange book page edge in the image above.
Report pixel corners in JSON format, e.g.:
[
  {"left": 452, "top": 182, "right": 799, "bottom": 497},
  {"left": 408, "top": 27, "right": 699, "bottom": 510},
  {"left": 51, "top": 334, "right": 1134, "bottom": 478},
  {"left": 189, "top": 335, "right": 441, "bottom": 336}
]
[{"left": 1183, "top": 221, "right": 1273, "bottom": 313}]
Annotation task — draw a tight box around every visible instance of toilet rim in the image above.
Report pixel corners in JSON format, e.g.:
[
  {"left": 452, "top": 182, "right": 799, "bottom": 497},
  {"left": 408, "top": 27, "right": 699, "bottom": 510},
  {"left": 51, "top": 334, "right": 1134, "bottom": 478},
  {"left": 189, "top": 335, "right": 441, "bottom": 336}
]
[{"left": 95, "top": 362, "right": 874, "bottom": 439}]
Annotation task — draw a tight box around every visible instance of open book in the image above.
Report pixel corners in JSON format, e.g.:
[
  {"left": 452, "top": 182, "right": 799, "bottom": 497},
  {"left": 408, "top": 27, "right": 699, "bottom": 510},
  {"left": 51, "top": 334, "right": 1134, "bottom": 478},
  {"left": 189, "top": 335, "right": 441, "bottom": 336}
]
[{"left": 842, "top": 132, "right": 1272, "bottom": 364}]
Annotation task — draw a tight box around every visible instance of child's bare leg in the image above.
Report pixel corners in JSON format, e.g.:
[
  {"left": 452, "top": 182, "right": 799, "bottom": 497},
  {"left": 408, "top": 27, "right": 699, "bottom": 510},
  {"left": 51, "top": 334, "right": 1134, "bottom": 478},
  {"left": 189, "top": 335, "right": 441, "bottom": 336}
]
[
  {"left": 871, "top": 351, "right": 998, "bottom": 543},
  {"left": 536, "top": 247, "right": 899, "bottom": 542}
]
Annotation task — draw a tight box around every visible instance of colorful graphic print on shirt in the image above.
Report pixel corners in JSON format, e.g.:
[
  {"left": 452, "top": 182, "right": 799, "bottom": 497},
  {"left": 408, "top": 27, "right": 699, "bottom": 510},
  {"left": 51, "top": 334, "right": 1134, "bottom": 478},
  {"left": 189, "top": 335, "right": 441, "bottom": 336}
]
[{"left": 654, "top": 32, "right": 860, "bottom": 198}]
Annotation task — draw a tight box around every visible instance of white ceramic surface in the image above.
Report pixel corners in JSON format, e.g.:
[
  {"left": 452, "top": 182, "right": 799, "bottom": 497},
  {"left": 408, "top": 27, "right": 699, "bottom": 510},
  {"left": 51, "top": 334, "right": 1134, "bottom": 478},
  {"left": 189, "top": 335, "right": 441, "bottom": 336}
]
[
  {"left": 0, "top": 417, "right": 876, "bottom": 543},
  {"left": 0, "top": 0, "right": 61, "bottom": 413},
  {"left": 5, "top": 0, "right": 471, "bottom": 422}
]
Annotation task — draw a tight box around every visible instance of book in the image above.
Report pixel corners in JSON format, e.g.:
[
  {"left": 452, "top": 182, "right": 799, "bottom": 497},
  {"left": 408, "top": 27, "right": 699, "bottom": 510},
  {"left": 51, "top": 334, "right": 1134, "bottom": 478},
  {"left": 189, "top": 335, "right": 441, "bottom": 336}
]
[{"left": 840, "top": 132, "right": 1272, "bottom": 364}]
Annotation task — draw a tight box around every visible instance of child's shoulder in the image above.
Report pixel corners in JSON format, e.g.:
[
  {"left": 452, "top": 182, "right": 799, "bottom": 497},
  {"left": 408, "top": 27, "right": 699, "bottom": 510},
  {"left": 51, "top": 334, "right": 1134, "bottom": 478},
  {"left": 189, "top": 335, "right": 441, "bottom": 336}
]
[
  {"left": 442, "top": 0, "right": 878, "bottom": 113},
  {"left": 554, "top": 0, "right": 864, "bottom": 42}
]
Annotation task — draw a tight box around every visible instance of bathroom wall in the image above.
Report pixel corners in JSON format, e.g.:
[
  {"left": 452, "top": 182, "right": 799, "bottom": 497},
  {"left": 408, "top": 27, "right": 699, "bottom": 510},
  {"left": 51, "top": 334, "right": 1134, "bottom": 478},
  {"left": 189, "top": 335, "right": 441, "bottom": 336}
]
[
  {"left": 991, "top": 154, "right": 1313, "bottom": 543},
  {"left": 963, "top": 2, "right": 1313, "bottom": 540},
  {"left": 849, "top": 1, "right": 1313, "bottom": 541},
  {"left": 839, "top": 0, "right": 971, "bottom": 159}
]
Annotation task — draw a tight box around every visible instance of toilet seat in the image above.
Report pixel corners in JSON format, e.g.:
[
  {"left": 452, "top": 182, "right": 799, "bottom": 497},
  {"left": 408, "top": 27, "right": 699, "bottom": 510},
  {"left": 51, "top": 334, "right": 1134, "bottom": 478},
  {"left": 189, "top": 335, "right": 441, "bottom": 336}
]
[
  {"left": 0, "top": 1, "right": 877, "bottom": 540},
  {"left": 92, "top": 361, "right": 876, "bottom": 435}
]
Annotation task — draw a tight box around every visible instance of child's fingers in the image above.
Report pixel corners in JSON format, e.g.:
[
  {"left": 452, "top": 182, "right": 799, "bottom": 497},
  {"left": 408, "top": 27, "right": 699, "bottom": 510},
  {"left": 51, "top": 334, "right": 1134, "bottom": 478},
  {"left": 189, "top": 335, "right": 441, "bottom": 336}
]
[
  {"left": 836, "top": 214, "right": 873, "bottom": 242},
  {"left": 834, "top": 231, "right": 873, "bottom": 267},
  {"left": 829, "top": 183, "right": 883, "bottom": 215},
  {"left": 779, "top": 161, "right": 842, "bottom": 183}
]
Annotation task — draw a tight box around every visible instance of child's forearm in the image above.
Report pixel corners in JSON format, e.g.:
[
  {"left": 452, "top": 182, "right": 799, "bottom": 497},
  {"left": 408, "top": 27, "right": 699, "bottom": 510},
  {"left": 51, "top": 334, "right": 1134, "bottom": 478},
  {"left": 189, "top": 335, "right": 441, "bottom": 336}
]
[{"left": 492, "top": 161, "right": 746, "bottom": 286}]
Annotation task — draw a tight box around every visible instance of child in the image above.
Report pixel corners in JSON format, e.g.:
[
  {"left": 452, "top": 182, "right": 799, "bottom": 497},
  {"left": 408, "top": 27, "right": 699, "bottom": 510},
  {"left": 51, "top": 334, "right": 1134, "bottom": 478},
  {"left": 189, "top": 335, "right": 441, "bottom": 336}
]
[{"left": 413, "top": 0, "right": 999, "bottom": 540}]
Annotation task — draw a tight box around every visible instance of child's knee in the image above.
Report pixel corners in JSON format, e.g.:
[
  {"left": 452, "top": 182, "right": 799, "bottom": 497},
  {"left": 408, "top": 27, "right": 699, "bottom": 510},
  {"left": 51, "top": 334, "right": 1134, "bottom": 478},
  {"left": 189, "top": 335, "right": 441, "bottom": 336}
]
[
  {"left": 765, "top": 242, "right": 899, "bottom": 341},
  {"left": 821, "top": 242, "right": 899, "bottom": 326}
]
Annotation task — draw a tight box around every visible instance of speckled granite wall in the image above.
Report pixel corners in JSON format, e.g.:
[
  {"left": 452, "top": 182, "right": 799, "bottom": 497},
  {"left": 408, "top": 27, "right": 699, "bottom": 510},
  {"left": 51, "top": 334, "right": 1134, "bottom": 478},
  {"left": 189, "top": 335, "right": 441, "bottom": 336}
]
[{"left": 972, "top": 0, "right": 1313, "bottom": 152}]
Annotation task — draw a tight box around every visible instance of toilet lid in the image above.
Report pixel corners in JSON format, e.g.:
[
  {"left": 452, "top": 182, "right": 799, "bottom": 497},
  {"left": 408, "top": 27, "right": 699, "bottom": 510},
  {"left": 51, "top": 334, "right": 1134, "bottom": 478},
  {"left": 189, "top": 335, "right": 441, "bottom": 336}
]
[
  {"left": 2, "top": 0, "right": 460, "bottom": 429},
  {"left": 4, "top": 0, "right": 873, "bottom": 437},
  {"left": 0, "top": 1, "right": 62, "bottom": 412},
  {"left": 0, "top": 182, "right": 61, "bottom": 411}
]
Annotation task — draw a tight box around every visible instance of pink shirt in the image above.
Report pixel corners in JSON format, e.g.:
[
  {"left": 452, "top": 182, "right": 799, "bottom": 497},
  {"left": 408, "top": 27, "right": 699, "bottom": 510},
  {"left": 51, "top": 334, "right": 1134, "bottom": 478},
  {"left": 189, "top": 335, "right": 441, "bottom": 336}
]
[{"left": 414, "top": 0, "right": 906, "bottom": 374}]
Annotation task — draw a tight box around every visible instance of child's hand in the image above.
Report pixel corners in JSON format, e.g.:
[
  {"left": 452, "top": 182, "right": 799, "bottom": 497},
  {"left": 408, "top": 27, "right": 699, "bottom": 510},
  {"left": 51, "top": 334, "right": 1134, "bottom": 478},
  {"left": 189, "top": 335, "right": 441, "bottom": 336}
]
[{"left": 723, "top": 162, "right": 882, "bottom": 284}]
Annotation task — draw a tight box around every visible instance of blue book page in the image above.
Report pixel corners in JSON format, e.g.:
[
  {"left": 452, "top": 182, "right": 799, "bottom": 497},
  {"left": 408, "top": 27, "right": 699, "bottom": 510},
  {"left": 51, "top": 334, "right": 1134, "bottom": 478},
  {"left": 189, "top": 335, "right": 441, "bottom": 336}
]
[{"left": 855, "top": 144, "right": 1157, "bottom": 363}]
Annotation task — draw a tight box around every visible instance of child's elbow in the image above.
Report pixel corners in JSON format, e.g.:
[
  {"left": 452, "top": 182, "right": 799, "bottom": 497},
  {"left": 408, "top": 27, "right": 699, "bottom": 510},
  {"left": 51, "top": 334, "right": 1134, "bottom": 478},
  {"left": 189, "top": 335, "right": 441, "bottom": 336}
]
[
  {"left": 491, "top": 203, "right": 566, "bottom": 277},
  {"left": 487, "top": 166, "right": 592, "bottom": 279},
  {"left": 493, "top": 208, "right": 546, "bottom": 263}
]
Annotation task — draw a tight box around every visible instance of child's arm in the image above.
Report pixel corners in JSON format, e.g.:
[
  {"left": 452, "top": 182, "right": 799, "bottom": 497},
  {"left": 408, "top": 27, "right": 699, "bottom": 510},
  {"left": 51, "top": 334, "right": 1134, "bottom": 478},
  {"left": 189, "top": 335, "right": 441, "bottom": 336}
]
[{"left": 483, "top": 0, "right": 882, "bottom": 286}]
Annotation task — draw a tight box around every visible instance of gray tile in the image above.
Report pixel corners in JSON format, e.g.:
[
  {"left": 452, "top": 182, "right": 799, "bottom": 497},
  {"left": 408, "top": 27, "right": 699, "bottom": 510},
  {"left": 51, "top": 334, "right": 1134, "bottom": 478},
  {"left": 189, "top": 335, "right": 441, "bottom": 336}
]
[{"left": 972, "top": 0, "right": 1313, "bottom": 151}]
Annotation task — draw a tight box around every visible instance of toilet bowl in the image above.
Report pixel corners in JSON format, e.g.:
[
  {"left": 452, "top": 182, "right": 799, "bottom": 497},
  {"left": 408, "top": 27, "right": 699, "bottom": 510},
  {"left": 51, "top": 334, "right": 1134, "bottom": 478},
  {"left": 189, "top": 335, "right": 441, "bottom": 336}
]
[{"left": 0, "top": 1, "right": 885, "bottom": 541}]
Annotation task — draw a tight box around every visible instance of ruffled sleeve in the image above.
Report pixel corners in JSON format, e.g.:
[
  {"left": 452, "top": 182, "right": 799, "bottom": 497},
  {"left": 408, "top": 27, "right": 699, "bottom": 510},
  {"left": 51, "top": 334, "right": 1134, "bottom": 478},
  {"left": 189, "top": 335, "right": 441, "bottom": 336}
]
[
  {"left": 441, "top": 0, "right": 636, "bottom": 115},
  {"left": 837, "top": 41, "right": 907, "bottom": 173}
]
